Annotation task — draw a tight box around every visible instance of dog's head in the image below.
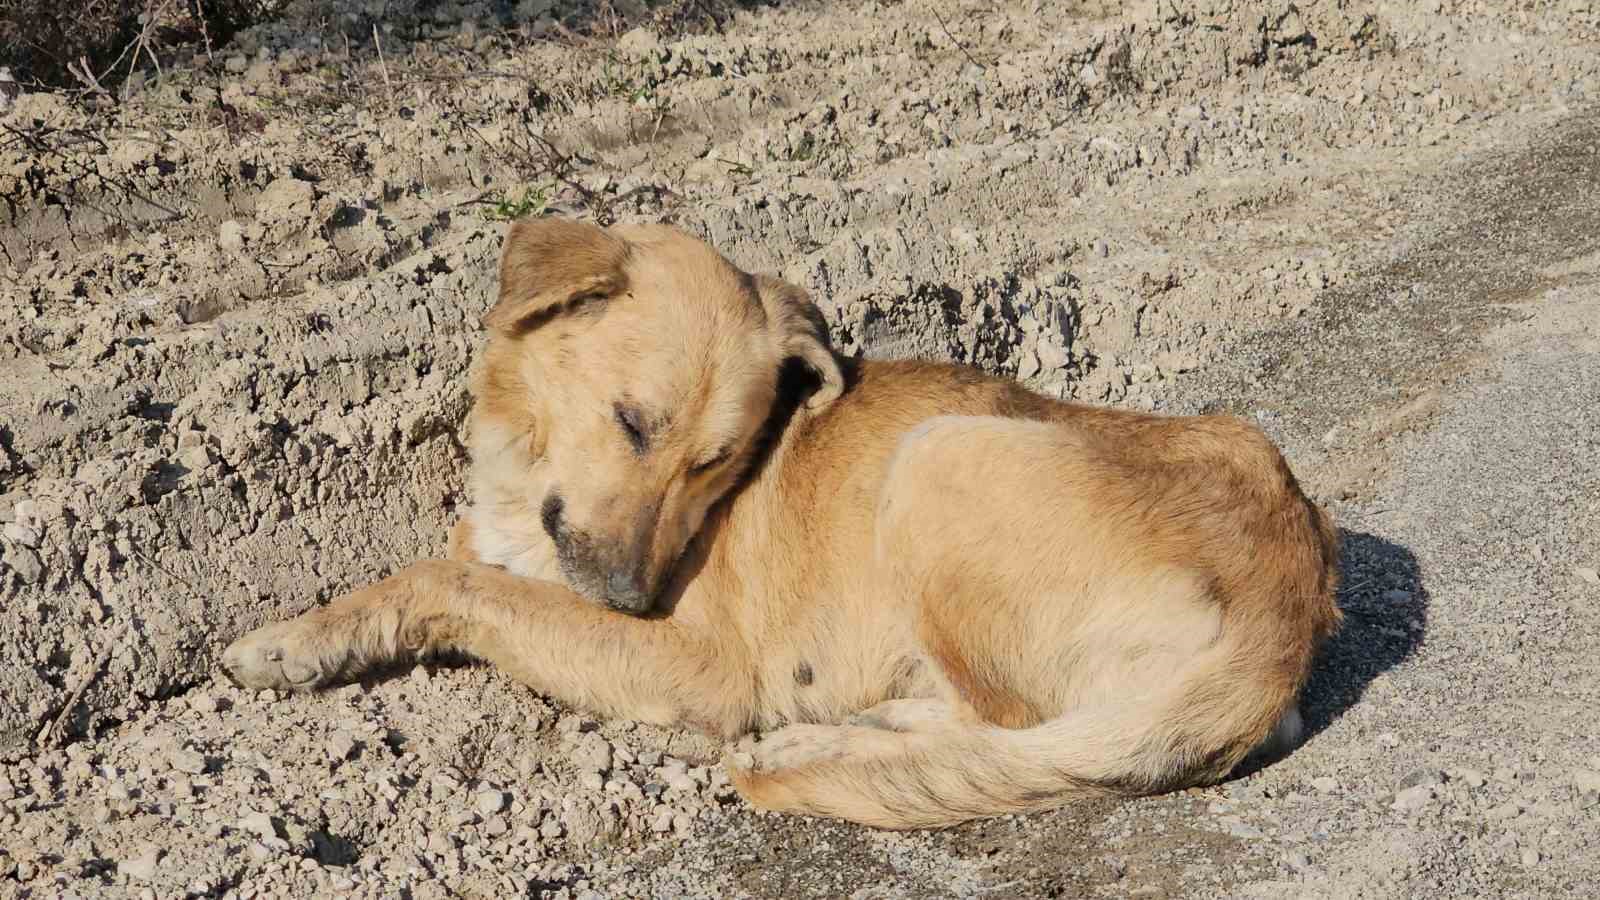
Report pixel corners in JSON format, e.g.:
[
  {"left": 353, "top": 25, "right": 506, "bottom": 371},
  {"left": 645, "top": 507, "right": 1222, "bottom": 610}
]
[{"left": 470, "top": 218, "right": 844, "bottom": 613}]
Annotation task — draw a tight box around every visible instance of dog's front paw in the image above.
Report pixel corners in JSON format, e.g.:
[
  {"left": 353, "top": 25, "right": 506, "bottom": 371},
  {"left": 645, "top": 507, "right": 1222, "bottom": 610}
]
[{"left": 221, "top": 619, "right": 334, "bottom": 691}]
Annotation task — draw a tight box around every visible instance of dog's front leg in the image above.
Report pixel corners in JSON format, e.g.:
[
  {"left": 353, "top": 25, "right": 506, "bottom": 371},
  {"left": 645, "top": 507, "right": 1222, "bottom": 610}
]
[{"left": 221, "top": 560, "right": 753, "bottom": 735}]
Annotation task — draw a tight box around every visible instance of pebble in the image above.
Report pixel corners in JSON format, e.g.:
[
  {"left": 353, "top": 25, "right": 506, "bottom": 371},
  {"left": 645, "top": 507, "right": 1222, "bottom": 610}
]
[
  {"left": 573, "top": 733, "right": 613, "bottom": 775},
  {"left": 1310, "top": 776, "right": 1340, "bottom": 793},
  {"left": 1399, "top": 768, "right": 1444, "bottom": 789},
  {"left": 1457, "top": 769, "right": 1487, "bottom": 788},
  {"left": 180, "top": 690, "right": 218, "bottom": 718},
  {"left": 476, "top": 789, "right": 510, "bottom": 817},
  {"left": 225, "top": 55, "right": 249, "bottom": 74},
  {"left": 168, "top": 749, "right": 207, "bottom": 776},
  {"left": 3, "top": 522, "right": 39, "bottom": 547},
  {"left": 238, "top": 811, "right": 278, "bottom": 840},
  {"left": 1391, "top": 785, "right": 1435, "bottom": 811},
  {"left": 326, "top": 732, "right": 357, "bottom": 763},
  {"left": 1575, "top": 566, "right": 1599, "bottom": 586},
  {"left": 1571, "top": 769, "right": 1600, "bottom": 794},
  {"left": 119, "top": 847, "right": 162, "bottom": 881},
  {"left": 1521, "top": 847, "right": 1541, "bottom": 867}
]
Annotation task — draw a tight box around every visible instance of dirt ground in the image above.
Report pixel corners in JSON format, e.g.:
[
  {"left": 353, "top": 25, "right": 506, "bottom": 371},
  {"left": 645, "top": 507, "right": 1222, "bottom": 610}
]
[{"left": 3, "top": 0, "right": 1600, "bottom": 896}]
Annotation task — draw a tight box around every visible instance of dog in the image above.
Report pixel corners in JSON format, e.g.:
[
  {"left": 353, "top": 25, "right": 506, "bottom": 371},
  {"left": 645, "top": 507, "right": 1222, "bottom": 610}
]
[{"left": 223, "top": 218, "right": 1342, "bottom": 829}]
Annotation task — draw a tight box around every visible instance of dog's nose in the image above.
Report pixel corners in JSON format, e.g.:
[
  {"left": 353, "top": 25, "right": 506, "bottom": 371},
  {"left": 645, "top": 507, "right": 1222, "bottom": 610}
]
[{"left": 605, "top": 571, "right": 650, "bottom": 613}]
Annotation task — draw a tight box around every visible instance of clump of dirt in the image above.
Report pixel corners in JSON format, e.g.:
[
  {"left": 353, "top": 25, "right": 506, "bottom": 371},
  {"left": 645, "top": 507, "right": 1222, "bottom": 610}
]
[{"left": 2, "top": 0, "right": 1599, "bottom": 896}]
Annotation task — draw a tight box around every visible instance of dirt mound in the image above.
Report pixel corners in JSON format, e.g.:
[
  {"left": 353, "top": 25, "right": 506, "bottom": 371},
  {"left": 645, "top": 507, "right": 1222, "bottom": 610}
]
[{"left": 3, "top": 0, "right": 1599, "bottom": 895}]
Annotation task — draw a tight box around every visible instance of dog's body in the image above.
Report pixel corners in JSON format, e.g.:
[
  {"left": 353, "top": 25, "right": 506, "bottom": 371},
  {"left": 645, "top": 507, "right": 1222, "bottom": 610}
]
[{"left": 225, "top": 220, "right": 1341, "bottom": 829}]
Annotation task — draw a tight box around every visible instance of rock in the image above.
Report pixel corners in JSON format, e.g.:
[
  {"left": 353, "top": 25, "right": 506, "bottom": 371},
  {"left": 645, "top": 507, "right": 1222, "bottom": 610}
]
[
  {"left": 1575, "top": 566, "right": 1599, "bottom": 586},
  {"left": 573, "top": 732, "right": 613, "bottom": 775},
  {"left": 1521, "top": 847, "right": 1541, "bottom": 866},
  {"left": 1391, "top": 785, "right": 1435, "bottom": 811},
  {"left": 3, "top": 545, "right": 42, "bottom": 584},
  {"left": 185, "top": 691, "right": 219, "bottom": 715},
  {"left": 1571, "top": 769, "right": 1600, "bottom": 794},
  {"left": 1220, "top": 816, "right": 1263, "bottom": 839},
  {"left": 11, "top": 499, "right": 37, "bottom": 524},
  {"left": 1399, "top": 768, "right": 1444, "bottom": 789},
  {"left": 1485, "top": 801, "right": 1523, "bottom": 821},
  {"left": 650, "top": 807, "right": 674, "bottom": 833},
  {"left": 218, "top": 219, "right": 246, "bottom": 251},
  {"left": 561, "top": 804, "right": 602, "bottom": 845},
  {"left": 238, "top": 810, "right": 279, "bottom": 840},
  {"left": 255, "top": 178, "right": 316, "bottom": 228},
  {"left": 483, "top": 815, "right": 509, "bottom": 837},
  {"left": 1457, "top": 769, "right": 1487, "bottom": 788},
  {"left": 3, "top": 522, "right": 39, "bottom": 547},
  {"left": 476, "top": 789, "right": 510, "bottom": 817},
  {"left": 224, "top": 55, "right": 248, "bottom": 74},
  {"left": 119, "top": 846, "right": 163, "bottom": 881},
  {"left": 1376, "top": 732, "right": 1401, "bottom": 749},
  {"left": 1093, "top": 238, "right": 1110, "bottom": 258},
  {"left": 168, "top": 749, "right": 207, "bottom": 775},
  {"left": 326, "top": 731, "right": 357, "bottom": 763},
  {"left": 1310, "top": 776, "right": 1340, "bottom": 793}
]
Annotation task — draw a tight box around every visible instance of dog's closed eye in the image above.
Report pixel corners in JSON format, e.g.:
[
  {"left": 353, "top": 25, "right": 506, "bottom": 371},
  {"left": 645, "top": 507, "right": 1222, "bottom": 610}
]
[
  {"left": 615, "top": 402, "right": 651, "bottom": 454},
  {"left": 690, "top": 448, "right": 732, "bottom": 476}
]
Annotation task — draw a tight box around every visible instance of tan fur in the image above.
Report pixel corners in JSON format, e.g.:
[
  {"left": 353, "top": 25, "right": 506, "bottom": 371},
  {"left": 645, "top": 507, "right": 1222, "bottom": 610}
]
[{"left": 224, "top": 219, "right": 1342, "bottom": 830}]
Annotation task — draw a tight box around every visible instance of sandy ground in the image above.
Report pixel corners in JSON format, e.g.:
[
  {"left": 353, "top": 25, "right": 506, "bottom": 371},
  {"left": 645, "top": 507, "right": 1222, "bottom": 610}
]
[{"left": 3, "top": 0, "right": 1599, "bottom": 896}]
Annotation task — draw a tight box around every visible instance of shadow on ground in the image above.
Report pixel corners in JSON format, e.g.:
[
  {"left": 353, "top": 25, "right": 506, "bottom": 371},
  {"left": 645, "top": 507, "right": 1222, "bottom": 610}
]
[{"left": 1301, "top": 528, "right": 1429, "bottom": 739}]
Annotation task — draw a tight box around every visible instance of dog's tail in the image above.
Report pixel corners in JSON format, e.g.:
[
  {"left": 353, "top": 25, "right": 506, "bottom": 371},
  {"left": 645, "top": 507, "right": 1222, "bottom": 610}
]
[{"left": 729, "top": 605, "right": 1326, "bottom": 830}]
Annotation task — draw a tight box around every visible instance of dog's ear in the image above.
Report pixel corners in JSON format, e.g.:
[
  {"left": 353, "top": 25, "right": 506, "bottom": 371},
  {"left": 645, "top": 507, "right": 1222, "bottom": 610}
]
[
  {"left": 484, "top": 217, "right": 630, "bottom": 333},
  {"left": 754, "top": 275, "right": 844, "bottom": 411}
]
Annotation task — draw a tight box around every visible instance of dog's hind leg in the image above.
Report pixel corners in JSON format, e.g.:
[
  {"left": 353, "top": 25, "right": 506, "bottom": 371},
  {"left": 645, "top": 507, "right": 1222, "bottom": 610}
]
[{"left": 221, "top": 559, "right": 756, "bottom": 736}]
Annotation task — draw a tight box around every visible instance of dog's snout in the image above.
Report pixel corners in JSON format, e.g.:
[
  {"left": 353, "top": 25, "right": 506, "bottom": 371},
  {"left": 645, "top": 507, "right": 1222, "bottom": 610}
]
[
  {"left": 540, "top": 494, "right": 565, "bottom": 541},
  {"left": 604, "top": 571, "right": 651, "bottom": 613}
]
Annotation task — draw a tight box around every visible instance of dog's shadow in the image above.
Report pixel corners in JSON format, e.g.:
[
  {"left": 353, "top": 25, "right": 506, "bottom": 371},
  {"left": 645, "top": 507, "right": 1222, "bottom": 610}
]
[{"left": 1241, "top": 528, "right": 1428, "bottom": 775}]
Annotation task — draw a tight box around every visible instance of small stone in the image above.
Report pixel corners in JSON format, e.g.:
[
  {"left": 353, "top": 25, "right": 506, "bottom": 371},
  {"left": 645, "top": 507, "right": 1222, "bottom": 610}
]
[
  {"left": 1575, "top": 567, "right": 1599, "bottom": 586},
  {"left": 168, "top": 749, "right": 207, "bottom": 775},
  {"left": 1310, "top": 777, "right": 1340, "bottom": 793},
  {"left": 650, "top": 807, "right": 674, "bottom": 833},
  {"left": 326, "top": 731, "right": 357, "bottom": 763},
  {"left": 1285, "top": 850, "right": 1312, "bottom": 871},
  {"left": 1399, "top": 768, "right": 1444, "bottom": 789},
  {"left": 3, "top": 522, "right": 39, "bottom": 547},
  {"left": 1391, "top": 785, "right": 1434, "bottom": 811},
  {"left": 483, "top": 815, "right": 509, "bottom": 837},
  {"left": 224, "top": 55, "right": 248, "bottom": 74},
  {"left": 119, "top": 847, "right": 162, "bottom": 881},
  {"left": 3, "top": 545, "right": 42, "bottom": 584},
  {"left": 476, "top": 789, "right": 510, "bottom": 817},
  {"left": 1520, "top": 847, "right": 1541, "bottom": 867},
  {"left": 539, "top": 817, "right": 563, "bottom": 840},
  {"left": 11, "top": 499, "right": 37, "bottom": 524},
  {"left": 1571, "top": 769, "right": 1600, "bottom": 794},
  {"left": 1485, "top": 801, "right": 1523, "bottom": 820},
  {"left": 1457, "top": 769, "right": 1487, "bottom": 788},
  {"left": 237, "top": 810, "right": 278, "bottom": 840},
  {"left": 573, "top": 732, "right": 613, "bottom": 775},
  {"left": 671, "top": 812, "right": 692, "bottom": 834},
  {"left": 217, "top": 219, "right": 246, "bottom": 251},
  {"left": 1093, "top": 238, "right": 1109, "bottom": 258},
  {"left": 186, "top": 691, "right": 219, "bottom": 715},
  {"left": 1376, "top": 732, "right": 1401, "bottom": 749},
  {"left": 1220, "top": 816, "right": 1263, "bottom": 839}
]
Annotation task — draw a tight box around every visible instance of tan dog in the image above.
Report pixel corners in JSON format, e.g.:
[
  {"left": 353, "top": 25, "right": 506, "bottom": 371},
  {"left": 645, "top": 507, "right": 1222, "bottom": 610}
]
[{"left": 223, "top": 218, "right": 1341, "bottom": 829}]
